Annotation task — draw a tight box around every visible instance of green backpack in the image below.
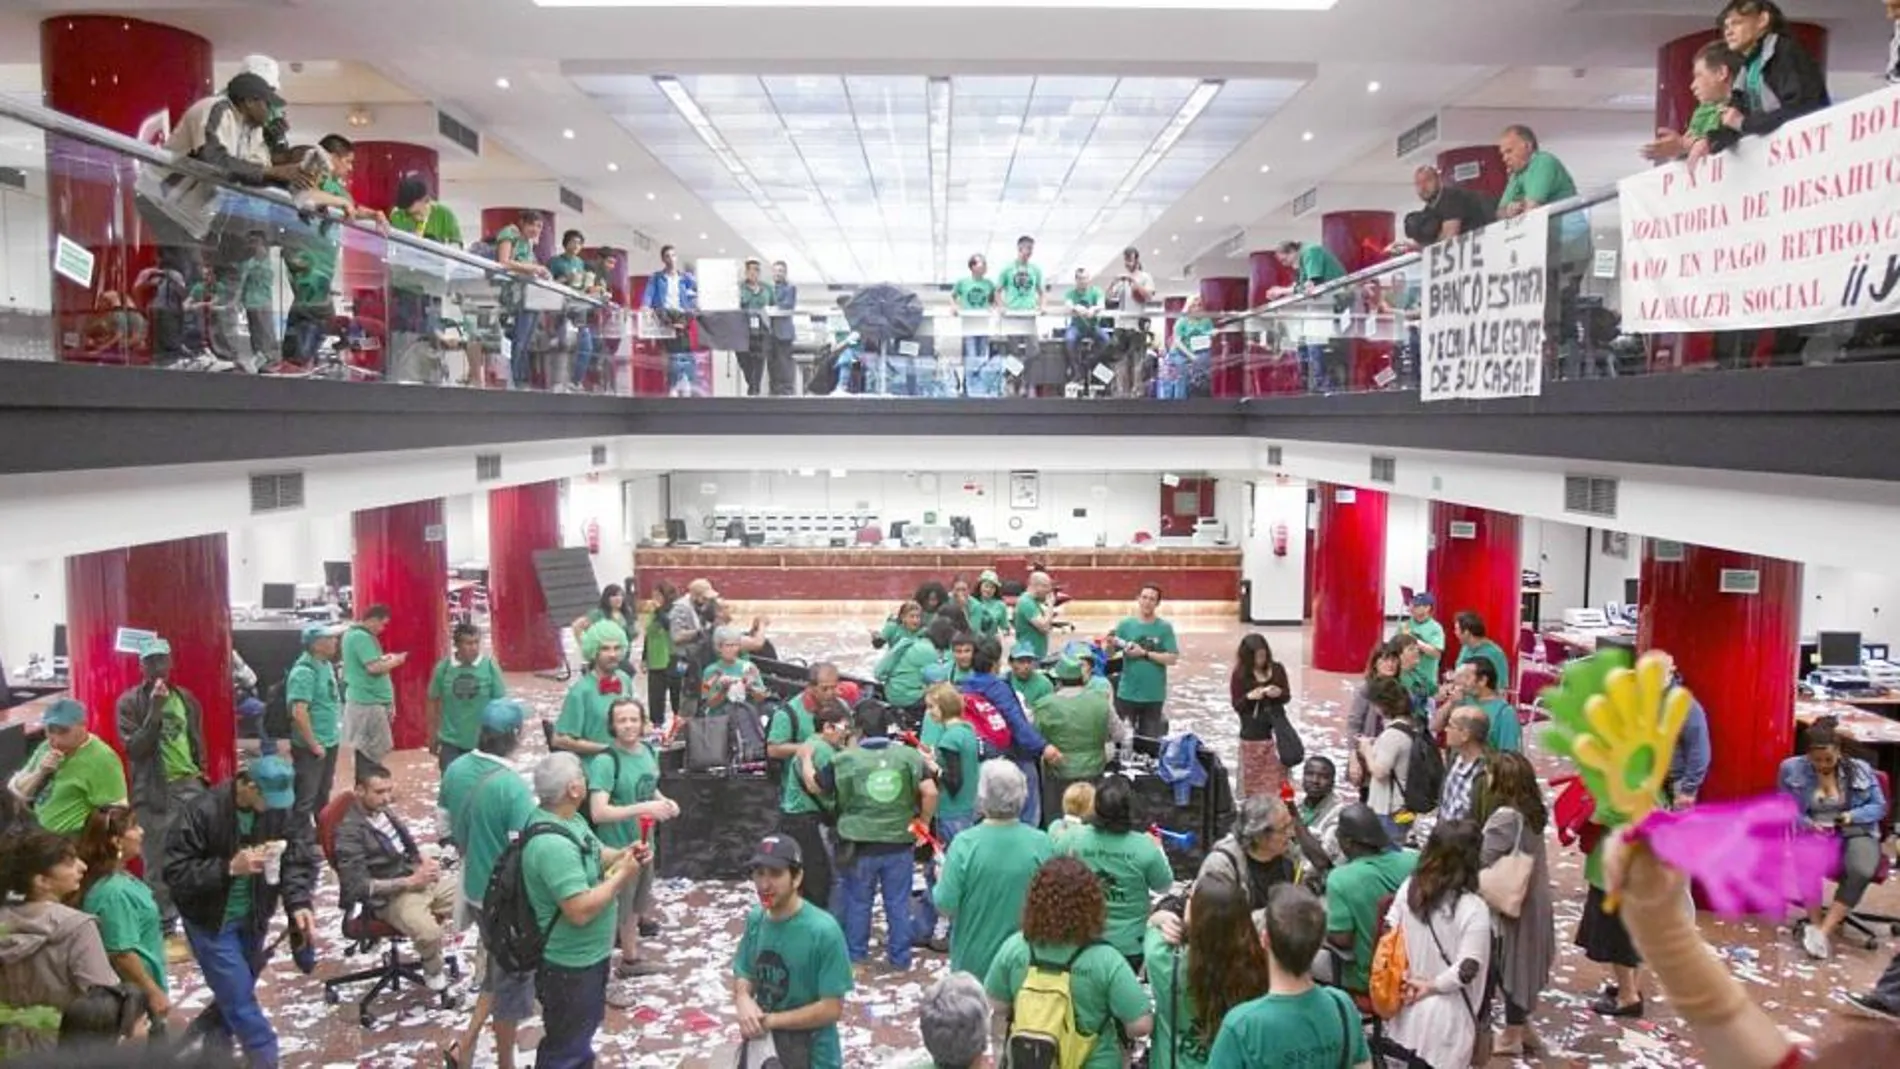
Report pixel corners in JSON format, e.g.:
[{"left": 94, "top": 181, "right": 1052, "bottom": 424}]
[{"left": 1008, "top": 944, "right": 1101, "bottom": 1069}]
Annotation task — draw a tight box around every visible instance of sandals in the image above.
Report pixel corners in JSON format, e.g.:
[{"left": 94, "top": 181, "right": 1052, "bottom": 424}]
[{"left": 444, "top": 1040, "right": 462, "bottom": 1069}]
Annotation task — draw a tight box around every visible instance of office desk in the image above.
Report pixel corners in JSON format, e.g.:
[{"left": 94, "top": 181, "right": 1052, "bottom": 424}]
[
  {"left": 1795, "top": 699, "right": 1900, "bottom": 746},
  {"left": 0, "top": 692, "right": 59, "bottom": 782},
  {"left": 1541, "top": 626, "right": 1637, "bottom": 655}
]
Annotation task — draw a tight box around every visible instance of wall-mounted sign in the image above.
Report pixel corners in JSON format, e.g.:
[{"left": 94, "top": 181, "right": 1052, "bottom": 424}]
[
  {"left": 1008, "top": 471, "right": 1039, "bottom": 510},
  {"left": 1448, "top": 520, "right": 1478, "bottom": 540},
  {"left": 115, "top": 627, "right": 157, "bottom": 655},
  {"left": 54, "top": 235, "right": 94, "bottom": 288},
  {"left": 1335, "top": 488, "right": 1357, "bottom": 504},
  {"left": 424, "top": 524, "right": 446, "bottom": 543},
  {"left": 1653, "top": 539, "right": 1686, "bottom": 562},
  {"left": 1719, "top": 568, "right": 1762, "bottom": 594}
]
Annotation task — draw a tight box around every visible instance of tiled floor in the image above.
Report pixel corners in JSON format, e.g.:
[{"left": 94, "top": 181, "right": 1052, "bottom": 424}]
[{"left": 172, "top": 617, "right": 1898, "bottom": 1067}]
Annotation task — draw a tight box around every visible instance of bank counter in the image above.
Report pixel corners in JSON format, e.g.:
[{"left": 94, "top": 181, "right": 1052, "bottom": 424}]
[{"left": 634, "top": 545, "right": 1243, "bottom": 615}]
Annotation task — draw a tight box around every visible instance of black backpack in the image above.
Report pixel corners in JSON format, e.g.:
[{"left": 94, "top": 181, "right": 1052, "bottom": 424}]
[
  {"left": 1394, "top": 720, "right": 1445, "bottom": 816},
  {"left": 261, "top": 678, "right": 292, "bottom": 744},
  {"left": 481, "top": 823, "right": 581, "bottom": 974},
  {"left": 728, "top": 703, "right": 769, "bottom": 768}
]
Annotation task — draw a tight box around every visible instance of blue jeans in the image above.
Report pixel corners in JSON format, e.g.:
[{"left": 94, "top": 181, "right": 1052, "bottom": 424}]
[
  {"left": 184, "top": 919, "right": 276, "bottom": 1068},
  {"left": 535, "top": 958, "right": 609, "bottom": 1069},
  {"left": 570, "top": 324, "right": 596, "bottom": 387},
  {"left": 915, "top": 813, "right": 974, "bottom": 943},
  {"left": 1157, "top": 349, "right": 1192, "bottom": 400},
  {"left": 840, "top": 845, "right": 914, "bottom": 968},
  {"left": 668, "top": 351, "right": 700, "bottom": 394},
  {"left": 1064, "top": 324, "right": 1111, "bottom": 363},
  {"left": 1016, "top": 757, "right": 1043, "bottom": 827},
  {"left": 508, "top": 311, "right": 539, "bottom": 387}
]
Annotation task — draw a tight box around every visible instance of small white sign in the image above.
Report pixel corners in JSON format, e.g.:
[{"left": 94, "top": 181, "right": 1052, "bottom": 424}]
[
  {"left": 1451, "top": 160, "right": 1483, "bottom": 183},
  {"left": 1719, "top": 568, "right": 1761, "bottom": 594},
  {"left": 1161, "top": 473, "right": 1182, "bottom": 488},
  {"left": 1373, "top": 366, "right": 1397, "bottom": 388},
  {"left": 1653, "top": 539, "right": 1686, "bottom": 562},
  {"left": 699, "top": 482, "right": 719, "bottom": 496},
  {"left": 1091, "top": 363, "right": 1115, "bottom": 385},
  {"left": 1448, "top": 520, "right": 1478, "bottom": 540},
  {"left": 897, "top": 340, "right": 921, "bottom": 357},
  {"left": 1189, "top": 333, "right": 1212, "bottom": 352},
  {"left": 424, "top": 524, "right": 446, "bottom": 543},
  {"left": 115, "top": 627, "right": 157, "bottom": 655},
  {"left": 1003, "top": 356, "right": 1026, "bottom": 376},
  {"left": 1335, "top": 488, "right": 1357, "bottom": 504},
  {"left": 1592, "top": 248, "right": 1619, "bottom": 280},
  {"left": 54, "top": 235, "right": 95, "bottom": 288}
]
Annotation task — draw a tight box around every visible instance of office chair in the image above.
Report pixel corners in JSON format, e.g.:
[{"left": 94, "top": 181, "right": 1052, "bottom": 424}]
[
  {"left": 316, "top": 794, "right": 458, "bottom": 1027},
  {"left": 1842, "top": 769, "right": 1900, "bottom": 950},
  {"left": 1519, "top": 625, "right": 1542, "bottom": 666},
  {"left": 1517, "top": 665, "right": 1560, "bottom": 726},
  {"left": 1541, "top": 635, "right": 1574, "bottom": 667}
]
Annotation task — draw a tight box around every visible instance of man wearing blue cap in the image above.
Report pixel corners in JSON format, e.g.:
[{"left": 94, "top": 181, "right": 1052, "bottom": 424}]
[
  {"left": 165, "top": 754, "right": 315, "bottom": 1069},
  {"left": 116, "top": 636, "right": 208, "bottom": 940},
  {"left": 7, "top": 697, "right": 126, "bottom": 836},
  {"left": 287, "top": 622, "right": 345, "bottom": 828},
  {"left": 1400, "top": 593, "right": 1445, "bottom": 689}
]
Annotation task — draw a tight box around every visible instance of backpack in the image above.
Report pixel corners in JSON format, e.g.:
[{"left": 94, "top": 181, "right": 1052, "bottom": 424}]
[
  {"left": 1394, "top": 719, "right": 1445, "bottom": 816},
  {"left": 1008, "top": 943, "right": 1102, "bottom": 1069},
  {"left": 729, "top": 703, "right": 770, "bottom": 768},
  {"left": 764, "top": 703, "right": 808, "bottom": 783},
  {"left": 261, "top": 677, "right": 292, "bottom": 744},
  {"left": 468, "top": 236, "right": 500, "bottom": 262},
  {"left": 961, "top": 691, "right": 1014, "bottom": 758},
  {"left": 480, "top": 822, "right": 580, "bottom": 974},
  {"left": 1368, "top": 912, "right": 1408, "bottom": 1020}
]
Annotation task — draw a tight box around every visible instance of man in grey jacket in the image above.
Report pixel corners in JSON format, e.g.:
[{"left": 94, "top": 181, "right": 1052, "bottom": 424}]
[
  {"left": 1147, "top": 795, "right": 1298, "bottom": 945},
  {"left": 114, "top": 636, "right": 207, "bottom": 940},
  {"left": 334, "top": 762, "right": 457, "bottom": 992}
]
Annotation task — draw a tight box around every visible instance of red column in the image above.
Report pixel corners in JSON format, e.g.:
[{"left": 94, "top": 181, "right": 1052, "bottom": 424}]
[
  {"left": 1322, "top": 210, "right": 1395, "bottom": 391},
  {"left": 349, "top": 141, "right": 439, "bottom": 215},
  {"left": 1200, "top": 275, "right": 1248, "bottom": 399},
  {"left": 1245, "top": 251, "right": 1300, "bottom": 397},
  {"left": 1426, "top": 503, "right": 1522, "bottom": 688},
  {"left": 1248, "top": 250, "right": 1292, "bottom": 308},
  {"left": 1311, "top": 482, "right": 1388, "bottom": 673},
  {"left": 1637, "top": 542, "right": 1800, "bottom": 802},
  {"left": 583, "top": 246, "right": 630, "bottom": 395},
  {"left": 41, "top": 16, "right": 213, "bottom": 366},
  {"left": 1162, "top": 294, "right": 1186, "bottom": 349},
  {"left": 1434, "top": 145, "right": 1507, "bottom": 203},
  {"left": 352, "top": 500, "right": 450, "bottom": 750},
  {"left": 627, "top": 271, "right": 665, "bottom": 396},
  {"left": 480, "top": 208, "right": 557, "bottom": 261},
  {"left": 489, "top": 481, "right": 565, "bottom": 672},
  {"left": 66, "top": 535, "right": 235, "bottom": 783}
]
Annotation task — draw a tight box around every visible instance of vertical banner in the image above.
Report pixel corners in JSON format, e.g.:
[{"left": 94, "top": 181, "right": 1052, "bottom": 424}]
[
  {"left": 1420, "top": 209, "right": 1551, "bottom": 401},
  {"left": 1619, "top": 85, "right": 1900, "bottom": 332}
]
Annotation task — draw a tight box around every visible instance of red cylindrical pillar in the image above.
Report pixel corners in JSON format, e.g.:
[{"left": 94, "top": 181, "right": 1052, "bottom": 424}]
[
  {"left": 1200, "top": 275, "right": 1248, "bottom": 399},
  {"left": 1434, "top": 145, "right": 1507, "bottom": 203},
  {"left": 349, "top": 141, "right": 440, "bottom": 215},
  {"left": 1426, "top": 503, "right": 1523, "bottom": 688},
  {"left": 489, "top": 480, "right": 565, "bottom": 671},
  {"left": 1311, "top": 482, "right": 1388, "bottom": 672},
  {"left": 42, "top": 16, "right": 214, "bottom": 366},
  {"left": 480, "top": 207, "right": 557, "bottom": 261},
  {"left": 627, "top": 271, "right": 665, "bottom": 397},
  {"left": 352, "top": 499, "right": 450, "bottom": 751},
  {"left": 1248, "top": 250, "right": 1292, "bottom": 309},
  {"left": 1638, "top": 542, "right": 1800, "bottom": 802},
  {"left": 66, "top": 535, "right": 235, "bottom": 783},
  {"left": 1321, "top": 210, "right": 1396, "bottom": 392}
]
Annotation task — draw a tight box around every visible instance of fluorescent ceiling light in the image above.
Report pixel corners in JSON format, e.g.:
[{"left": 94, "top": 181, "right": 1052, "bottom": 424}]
[
  {"left": 562, "top": 128, "right": 576, "bottom": 139},
  {"left": 646, "top": 192, "right": 656, "bottom": 200},
  {"left": 1194, "top": 215, "right": 1203, "bottom": 223},
  {"left": 1301, "top": 130, "right": 1314, "bottom": 141},
  {"left": 1367, "top": 80, "right": 1381, "bottom": 93},
  {"left": 1259, "top": 163, "right": 1272, "bottom": 173},
  {"left": 607, "top": 162, "right": 619, "bottom": 172},
  {"left": 673, "top": 212, "right": 682, "bottom": 220},
  {"left": 495, "top": 77, "right": 510, "bottom": 90},
  {"left": 699, "top": 232, "right": 709, "bottom": 240}
]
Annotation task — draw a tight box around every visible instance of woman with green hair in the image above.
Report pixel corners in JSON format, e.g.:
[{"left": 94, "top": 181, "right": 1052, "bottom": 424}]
[{"left": 551, "top": 619, "right": 633, "bottom": 755}]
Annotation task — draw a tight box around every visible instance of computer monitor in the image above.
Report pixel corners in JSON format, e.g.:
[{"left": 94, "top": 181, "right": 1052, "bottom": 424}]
[
  {"left": 323, "top": 560, "right": 352, "bottom": 590},
  {"left": 1818, "top": 631, "right": 1863, "bottom": 668},
  {"left": 665, "top": 519, "right": 689, "bottom": 544},
  {"left": 1623, "top": 578, "right": 1639, "bottom": 605},
  {"left": 260, "top": 583, "right": 297, "bottom": 611},
  {"left": 52, "top": 624, "right": 67, "bottom": 660}
]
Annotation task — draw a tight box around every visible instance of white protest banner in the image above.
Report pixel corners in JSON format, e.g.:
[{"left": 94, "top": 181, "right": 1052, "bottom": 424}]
[
  {"left": 1619, "top": 84, "right": 1900, "bottom": 332},
  {"left": 1420, "top": 208, "right": 1550, "bottom": 401}
]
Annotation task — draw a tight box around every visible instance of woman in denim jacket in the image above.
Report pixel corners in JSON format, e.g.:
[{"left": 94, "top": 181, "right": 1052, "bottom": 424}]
[{"left": 1778, "top": 718, "right": 1887, "bottom": 961}]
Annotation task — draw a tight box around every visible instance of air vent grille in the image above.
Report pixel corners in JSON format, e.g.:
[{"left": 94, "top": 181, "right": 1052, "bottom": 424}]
[
  {"left": 435, "top": 111, "right": 480, "bottom": 155},
  {"left": 1291, "top": 187, "right": 1319, "bottom": 218},
  {"left": 1369, "top": 455, "right": 1397, "bottom": 484},
  {"left": 249, "top": 471, "right": 304, "bottom": 514},
  {"left": 1266, "top": 445, "right": 1283, "bottom": 466},
  {"left": 1563, "top": 474, "right": 1618, "bottom": 518},
  {"left": 591, "top": 445, "right": 608, "bottom": 467},
  {"left": 476, "top": 454, "right": 502, "bottom": 482},
  {"left": 1396, "top": 114, "right": 1440, "bottom": 158},
  {"left": 559, "top": 186, "right": 584, "bottom": 213},
  {"left": 0, "top": 167, "right": 24, "bottom": 191}
]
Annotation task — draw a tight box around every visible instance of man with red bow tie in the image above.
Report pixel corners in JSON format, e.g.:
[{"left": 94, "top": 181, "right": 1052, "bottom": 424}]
[{"left": 552, "top": 620, "right": 632, "bottom": 757}]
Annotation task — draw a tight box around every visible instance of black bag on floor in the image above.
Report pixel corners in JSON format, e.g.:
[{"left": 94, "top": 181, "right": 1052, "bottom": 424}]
[{"left": 687, "top": 712, "right": 731, "bottom": 771}]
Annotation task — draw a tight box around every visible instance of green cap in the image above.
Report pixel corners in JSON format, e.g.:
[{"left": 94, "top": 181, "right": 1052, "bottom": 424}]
[
  {"left": 1053, "top": 653, "right": 1087, "bottom": 683},
  {"left": 978, "top": 569, "right": 1001, "bottom": 588},
  {"left": 41, "top": 698, "right": 86, "bottom": 729},
  {"left": 1010, "top": 640, "right": 1039, "bottom": 662},
  {"left": 246, "top": 755, "right": 296, "bottom": 809},
  {"left": 140, "top": 637, "right": 172, "bottom": 659},
  {"left": 482, "top": 698, "right": 527, "bottom": 733}
]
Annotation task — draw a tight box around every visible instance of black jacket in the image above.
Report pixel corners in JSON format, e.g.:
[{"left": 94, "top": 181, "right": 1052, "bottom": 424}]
[
  {"left": 162, "top": 782, "right": 316, "bottom": 935},
  {"left": 116, "top": 681, "right": 207, "bottom": 811},
  {"left": 1709, "top": 33, "right": 1830, "bottom": 152},
  {"left": 333, "top": 800, "right": 420, "bottom": 911}
]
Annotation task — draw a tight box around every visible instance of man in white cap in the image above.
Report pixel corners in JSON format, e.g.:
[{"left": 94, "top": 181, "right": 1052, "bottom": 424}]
[
  {"left": 115, "top": 635, "right": 209, "bottom": 944},
  {"left": 287, "top": 621, "right": 346, "bottom": 826}
]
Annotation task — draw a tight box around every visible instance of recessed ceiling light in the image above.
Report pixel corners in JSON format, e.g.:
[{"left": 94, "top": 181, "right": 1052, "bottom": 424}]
[
  {"left": 672, "top": 212, "right": 682, "bottom": 221},
  {"left": 718, "top": 248, "right": 726, "bottom": 254},
  {"left": 607, "top": 162, "right": 619, "bottom": 172},
  {"left": 1152, "top": 248, "right": 1160, "bottom": 255},
  {"left": 562, "top": 129, "right": 575, "bottom": 140},
  {"left": 1222, "top": 195, "right": 1231, "bottom": 202},
  {"left": 1170, "top": 234, "right": 1178, "bottom": 242},
  {"left": 1302, "top": 131, "right": 1314, "bottom": 142},
  {"left": 494, "top": 77, "right": 511, "bottom": 90},
  {"left": 1259, "top": 163, "right": 1272, "bottom": 173},
  {"left": 645, "top": 192, "right": 656, "bottom": 201},
  {"left": 1194, "top": 215, "right": 1204, "bottom": 223},
  {"left": 1367, "top": 80, "right": 1381, "bottom": 93},
  {"left": 698, "top": 232, "right": 708, "bottom": 240}
]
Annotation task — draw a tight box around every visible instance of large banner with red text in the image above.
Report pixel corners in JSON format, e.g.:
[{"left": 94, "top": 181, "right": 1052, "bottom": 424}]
[
  {"left": 1619, "top": 85, "right": 1900, "bottom": 332},
  {"left": 1420, "top": 208, "right": 1551, "bottom": 402}
]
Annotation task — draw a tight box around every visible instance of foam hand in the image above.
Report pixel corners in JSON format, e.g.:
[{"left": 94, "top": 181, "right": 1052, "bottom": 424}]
[
  {"left": 1569, "top": 653, "right": 1691, "bottom": 827},
  {"left": 1633, "top": 794, "right": 1840, "bottom": 919}
]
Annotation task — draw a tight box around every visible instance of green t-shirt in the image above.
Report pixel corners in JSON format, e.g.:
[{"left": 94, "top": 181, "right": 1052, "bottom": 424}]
[
  {"left": 554, "top": 670, "right": 635, "bottom": 745},
  {"left": 879, "top": 619, "right": 919, "bottom": 647},
  {"left": 1403, "top": 617, "right": 1446, "bottom": 688},
  {"left": 285, "top": 652, "right": 341, "bottom": 748},
  {"left": 1458, "top": 639, "right": 1512, "bottom": 695},
  {"left": 27, "top": 736, "right": 126, "bottom": 836},
  {"left": 998, "top": 260, "right": 1043, "bottom": 312},
  {"left": 523, "top": 810, "right": 614, "bottom": 968},
  {"left": 1500, "top": 149, "right": 1579, "bottom": 212},
  {"left": 781, "top": 737, "right": 837, "bottom": 817},
  {"left": 586, "top": 743, "right": 662, "bottom": 849},
  {"left": 158, "top": 693, "right": 200, "bottom": 781},
  {"left": 739, "top": 281, "right": 771, "bottom": 312},
  {"left": 284, "top": 175, "right": 350, "bottom": 308},
  {"left": 832, "top": 741, "right": 926, "bottom": 845},
  {"left": 440, "top": 753, "right": 535, "bottom": 902},
  {"left": 643, "top": 611, "right": 674, "bottom": 670},
  {"left": 1323, "top": 848, "right": 1418, "bottom": 992},
  {"left": 733, "top": 900, "right": 855, "bottom": 1069},
  {"left": 341, "top": 626, "right": 394, "bottom": 705},
  {"left": 1054, "top": 825, "right": 1174, "bottom": 957},
  {"left": 934, "top": 721, "right": 981, "bottom": 820},
  {"left": 429, "top": 656, "right": 508, "bottom": 751},
  {"left": 389, "top": 202, "right": 462, "bottom": 245},
  {"left": 1298, "top": 244, "right": 1347, "bottom": 286},
  {"left": 84, "top": 871, "right": 167, "bottom": 994},
  {"left": 1144, "top": 926, "right": 1212, "bottom": 1069},
  {"left": 969, "top": 597, "right": 1009, "bottom": 637},
  {"left": 881, "top": 639, "right": 945, "bottom": 709},
  {"left": 237, "top": 255, "right": 274, "bottom": 310},
  {"left": 1475, "top": 696, "right": 1522, "bottom": 753},
  {"left": 934, "top": 820, "right": 1055, "bottom": 978},
  {"left": 1205, "top": 987, "right": 1369, "bottom": 1069},
  {"left": 952, "top": 275, "right": 997, "bottom": 311},
  {"left": 1113, "top": 617, "right": 1179, "bottom": 704},
  {"left": 983, "top": 936, "right": 1151, "bottom": 1069},
  {"left": 495, "top": 224, "right": 539, "bottom": 266},
  {"left": 1064, "top": 285, "right": 1105, "bottom": 329},
  {"left": 1013, "top": 595, "right": 1049, "bottom": 659},
  {"left": 224, "top": 810, "right": 256, "bottom": 925},
  {"left": 1032, "top": 688, "right": 1114, "bottom": 781},
  {"left": 1013, "top": 669, "right": 1054, "bottom": 711},
  {"left": 1686, "top": 100, "right": 1725, "bottom": 140},
  {"left": 1173, "top": 317, "right": 1214, "bottom": 354},
  {"left": 548, "top": 254, "right": 587, "bottom": 286}
]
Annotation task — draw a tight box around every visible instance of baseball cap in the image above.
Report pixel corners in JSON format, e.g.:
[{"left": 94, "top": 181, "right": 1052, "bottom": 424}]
[
  {"left": 246, "top": 755, "right": 296, "bottom": 810},
  {"left": 482, "top": 698, "right": 527, "bottom": 733},
  {"left": 1336, "top": 803, "right": 1392, "bottom": 851},
  {"left": 922, "top": 662, "right": 951, "bottom": 686},
  {"left": 1411, "top": 591, "right": 1436, "bottom": 607},
  {"left": 749, "top": 833, "right": 803, "bottom": 871},
  {"left": 1053, "top": 653, "right": 1087, "bottom": 684},
  {"left": 300, "top": 622, "right": 344, "bottom": 647},
  {"left": 140, "top": 637, "right": 172, "bottom": 659},
  {"left": 226, "top": 71, "right": 285, "bottom": 108},
  {"left": 978, "top": 569, "right": 1001, "bottom": 588},
  {"left": 1010, "top": 640, "right": 1040, "bottom": 662},
  {"left": 41, "top": 698, "right": 86, "bottom": 729}
]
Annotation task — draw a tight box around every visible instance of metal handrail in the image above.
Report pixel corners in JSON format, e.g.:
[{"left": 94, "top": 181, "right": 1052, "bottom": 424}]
[
  {"left": 0, "top": 92, "right": 605, "bottom": 308},
  {"left": 1213, "top": 185, "right": 1622, "bottom": 328}
]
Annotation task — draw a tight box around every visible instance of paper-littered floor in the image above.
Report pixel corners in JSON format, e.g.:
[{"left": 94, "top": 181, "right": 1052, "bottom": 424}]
[{"left": 176, "top": 618, "right": 1899, "bottom": 1067}]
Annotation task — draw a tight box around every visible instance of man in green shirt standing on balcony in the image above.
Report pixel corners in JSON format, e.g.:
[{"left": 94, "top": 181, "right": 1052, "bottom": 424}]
[
  {"left": 997, "top": 236, "right": 1043, "bottom": 393},
  {"left": 738, "top": 258, "right": 773, "bottom": 397},
  {"left": 953, "top": 254, "right": 1002, "bottom": 397},
  {"left": 1498, "top": 122, "right": 1595, "bottom": 379},
  {"left": 1062, "top": 267, "right": 1110, "bottom": 389}
]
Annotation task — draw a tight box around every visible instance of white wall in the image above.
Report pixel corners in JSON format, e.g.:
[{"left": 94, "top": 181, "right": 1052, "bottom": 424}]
[
  {"left": 1385, "top": 494, "right": 1428, "bottom": 617},
  {"left": 1800, "top": 567, "right": 1900, "bottom": 648},
  {"left": 443, "top": 492, "right": 486, "bottom": 568},
  {"left": 1247, "top": 477, "right": 1308, "bottom": 622},
  {"left": 2, "top": 181, "right": 51, "bottom": 315},
  {"left": 0, "top": 559, "right": 65, "bottom": 672},
  {"left": 566, "top": 475, "right": 629, "bottom": 588},
  {"left": 226, "top": 513, "right": 350, "bottom": 604}
]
